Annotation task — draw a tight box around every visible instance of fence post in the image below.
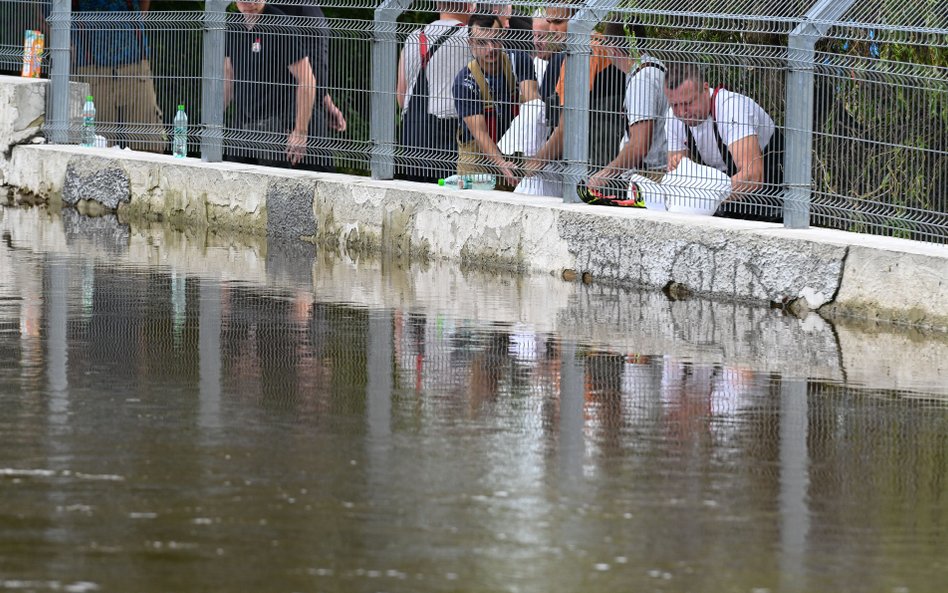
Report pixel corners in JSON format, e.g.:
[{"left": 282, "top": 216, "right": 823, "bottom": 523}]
[
  {"left": 201, "top": 0, "right": 227, "bottom": 163},
  {"left": 561, "top": 0, "right": 619, "bottom": 203},
  {"left": 784, "top": 0, "right": 856, "bottom": 229},
  {"left": 371, "top": 0, "right": 411, "bottom": 180},
  {"left": 48, "top": 0, "right": 71, "bottom": 144}
]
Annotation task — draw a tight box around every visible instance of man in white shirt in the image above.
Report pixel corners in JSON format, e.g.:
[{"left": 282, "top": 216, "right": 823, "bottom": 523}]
[
  {"left": 588, "top": 20, "right": 668, "bottom": 194},
  {"left": 663, "top": 62, "right": 784, "bottom": 220},
  {"left": 396, "top": 2, "right": 473, "bottom": 182}
]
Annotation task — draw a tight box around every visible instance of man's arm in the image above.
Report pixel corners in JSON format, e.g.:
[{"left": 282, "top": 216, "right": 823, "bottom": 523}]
[
  {"left": 464, "top": 113, "right": 517, "bottom": 187},
  {"left": 287, "top": 55, "right": 317, "bottom": 165},
  {"left": 396, "top": 49, "right": 407, "bottom": 110},
  {"left": 727, "top": 134, "right": 764, "bottom": 194},
  {"left": 224, "top": 56, "right": 234, "bottom": 107},
  {"left": 518, "top": 79, "right": 540, "bottom": 104},
  {"left": 589, "top": 119, "right": 654, "bottom": 190}
]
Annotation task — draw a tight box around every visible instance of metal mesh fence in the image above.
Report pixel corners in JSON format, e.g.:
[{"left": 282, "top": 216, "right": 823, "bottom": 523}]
[
  {"left": 0, "top": 0, "right": 50, "bottom": 76},
  {"left": 6, "top": 0, "right": 947, "bottom": 243},
  {"left": 69, "top": 9, "right": 203, "bottom": 152}
]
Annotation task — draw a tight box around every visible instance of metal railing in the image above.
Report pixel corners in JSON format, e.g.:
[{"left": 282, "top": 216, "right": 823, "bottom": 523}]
[{"left": 7, "top": 0, "right": 947, "bottom": 243}]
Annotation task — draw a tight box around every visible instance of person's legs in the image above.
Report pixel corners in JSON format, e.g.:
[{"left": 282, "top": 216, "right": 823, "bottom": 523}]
[
  {"left": 115, "top": 60, "right": 165, "bottom": 152},
  {"left": 76, "top": 65, "right": 116, "bottom": 144}
]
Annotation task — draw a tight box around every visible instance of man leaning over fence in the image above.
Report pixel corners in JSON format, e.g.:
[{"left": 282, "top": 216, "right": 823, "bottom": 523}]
[
  {"left": 664, "top": 62, "right": 784, "bottom": 222},
  {"left": 73, "top": 0, "right": 165, "bottom": 152},
  {"left": 224, "top": 0, "right": 317, "bottom": 168},
  {"left": 524, "top": 4, "right": 629, "bottom": 195},
  {"left": 276, "top": 0, "right": 346, "bottom": 172},
  {"left": 396, "top": 1, "right": 473, "bottom": 183},
  {"left": 452, "top": 13, "right": 518, "bottom": 187},
  {"left": 586, "top": 20, "right": 668, "bottom": 197}
]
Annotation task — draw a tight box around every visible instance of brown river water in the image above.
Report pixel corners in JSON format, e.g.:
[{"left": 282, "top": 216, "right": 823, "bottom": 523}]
[{"left": 0, "top": 207, "right": 945, "bottom": 593}]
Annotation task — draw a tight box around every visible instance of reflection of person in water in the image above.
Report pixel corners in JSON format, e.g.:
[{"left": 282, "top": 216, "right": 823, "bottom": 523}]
[
  {"left": 659, "top": 357, "right": 755, "bottom": 447},
  {"left": 584, "top": 351, "right": 626, "bottom": 454},
  {"left": 468, "top": 330, "right": 511, "bottom": 414}
]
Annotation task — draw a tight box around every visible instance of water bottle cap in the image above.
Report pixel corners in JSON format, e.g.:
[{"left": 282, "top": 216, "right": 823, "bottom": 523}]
[
  {"left": 437, "top": 179, "right": 445, "bottom": 186},
  {"left": 178, "top": 104, "right": 185, "bottom": 110},
  {"left": 86, "top": 95, "right": 93, "bottom": 101}
]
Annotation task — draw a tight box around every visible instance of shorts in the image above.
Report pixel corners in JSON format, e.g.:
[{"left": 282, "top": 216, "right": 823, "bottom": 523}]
[{"left": 77, "top": 60, "right": 165, "bottom": 153}]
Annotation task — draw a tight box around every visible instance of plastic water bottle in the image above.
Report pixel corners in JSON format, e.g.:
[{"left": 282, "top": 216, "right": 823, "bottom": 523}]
[
  {"left": 438, "top": 173, "right": 496, "bottom": 190},
  {"left": 81, "top": 95, "right": 96, "bottom": 148},
  {"left": 172, "top": 104, "right": 188, "bottom": 158}
]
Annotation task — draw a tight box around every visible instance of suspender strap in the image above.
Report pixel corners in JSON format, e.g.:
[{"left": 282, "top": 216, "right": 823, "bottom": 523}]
[
  {"left": 708, "top": 85, "right": 737, "bottom": 177},
  {"left": 684, "top": 85, "right": 736, "bottom": 177}
]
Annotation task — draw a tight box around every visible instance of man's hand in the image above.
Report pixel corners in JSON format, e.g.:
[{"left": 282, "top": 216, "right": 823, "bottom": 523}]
[
  {"left": 588, "top": 169, "right": 616, "bottom": 194},
  {"left": 287, "top": 130, "right": 307, "bottom": 165},
  {"left": 523, "top": 157, "right": 544, "bottom": 178},
  {"left": 498, "top": 160, "right": 518, "bottom": 188},
  {"left": 324, "top": 95, "right": 347, "bottom": 132}
]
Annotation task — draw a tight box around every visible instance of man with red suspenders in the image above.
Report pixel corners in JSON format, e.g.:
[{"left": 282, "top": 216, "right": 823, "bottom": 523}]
[
  {"left": 73, "top": 0, "right": 165, "bottom": 152},
  {"left": 663, "top": 62, "right": 785, "bottom": 222},
  {"left": 396, "top": 2, "right": 473, "bottom": 182}
]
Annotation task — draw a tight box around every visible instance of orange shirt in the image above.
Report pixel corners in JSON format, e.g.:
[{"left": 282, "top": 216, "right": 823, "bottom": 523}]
[{"left": 555, "top": 33, "right": 612, "bottom": 106}]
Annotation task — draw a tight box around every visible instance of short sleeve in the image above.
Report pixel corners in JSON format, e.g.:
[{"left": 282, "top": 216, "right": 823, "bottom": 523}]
[
  {"left": 665, "top": 110, "right": 687, "bottom": 153},
  {"left": 717, "top": 93, "right": 757, "bottom": 146},
  {"left": 453, "top": 68, "right": 483, "bottom": 122},
  {"left": 510, "top": 49, "right": 536, "bottom": 83},
  {"left": 625, "top": 68, "right": 663, "bottom": 126}
]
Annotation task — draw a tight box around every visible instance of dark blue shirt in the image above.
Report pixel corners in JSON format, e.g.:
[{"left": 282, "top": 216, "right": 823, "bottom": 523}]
[
  {"left": 73, "top": 0, "right": 149, "bottom": 68},
  {"left": 540, "top": 52, "right": 565, "bottom": 101},
  {"left": 226, "top": 4, "right": 310, "bottom": 125},
  {"left": 507, "top": 49, "right": 535, "bottom": 85},
  {"left": 452, "top": 61, "right": 515, "bottom": 144}
]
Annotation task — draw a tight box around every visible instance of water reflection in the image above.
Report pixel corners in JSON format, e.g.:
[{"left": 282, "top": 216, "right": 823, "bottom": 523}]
[{"left": 0, "top": 207, "right": 946, "bottom": 593}]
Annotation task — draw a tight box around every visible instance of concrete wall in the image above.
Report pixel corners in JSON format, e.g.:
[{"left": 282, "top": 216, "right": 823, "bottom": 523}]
[
  {"left": 1, "top": 75, "right": 946, "bottom": 331},
  {"left": 0, "top": 76, "right": 86, "bottom": 187}
]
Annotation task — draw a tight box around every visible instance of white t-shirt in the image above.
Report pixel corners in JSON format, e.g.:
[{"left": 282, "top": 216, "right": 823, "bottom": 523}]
[
  {"left": 533, "top": 56, "right": 549, "bottom": 87},
  {"left": 402, "top": 19, "right": 471, "bottom": 119},
  {"left": 619, "top": 54, "right": 668, "bottom": 170},
  {"left": 665, "top": 87, "right": 775, "bottom": 173}
]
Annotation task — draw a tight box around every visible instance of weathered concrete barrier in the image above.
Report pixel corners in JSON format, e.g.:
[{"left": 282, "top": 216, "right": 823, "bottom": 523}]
[
  {"left": 0, "top": 76, "right": 86, "bottom": 188},
  {"left": 7, "top": 143, "right": 947, "bottom": 331},
  {"left": 1, "top": 75, "right": 945, "bottom": 331}
]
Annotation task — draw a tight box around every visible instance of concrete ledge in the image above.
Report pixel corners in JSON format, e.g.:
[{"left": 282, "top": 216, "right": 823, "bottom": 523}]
[
  {"left": 0, "top": 76, "right": 88, "bottom": 187},
  {"left": 5, "top": 143, "right": 948, "bottom": 331}
]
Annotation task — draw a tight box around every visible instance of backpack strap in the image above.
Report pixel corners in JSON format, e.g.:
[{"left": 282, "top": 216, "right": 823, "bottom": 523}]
[
  {"left": 467, "top": 52, "right": 515, "bottom": 113},
  {"left": 419, "top": 22, "right": 463, "bottom": 70},
  {"left": 631, "top": 60, "right": 665, "bottom": 77}
]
